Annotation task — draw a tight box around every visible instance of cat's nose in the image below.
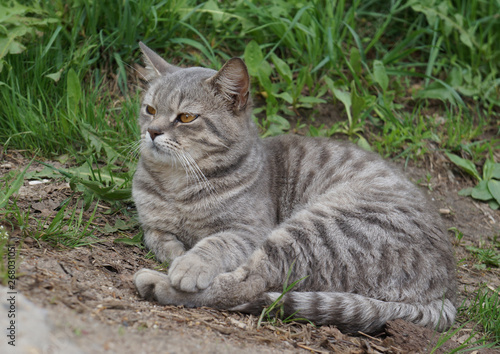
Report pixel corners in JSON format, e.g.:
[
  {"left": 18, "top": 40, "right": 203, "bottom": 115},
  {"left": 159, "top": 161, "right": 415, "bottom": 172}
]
[{"left": 147, "top": 128, "right": 163, "bottom": 141}]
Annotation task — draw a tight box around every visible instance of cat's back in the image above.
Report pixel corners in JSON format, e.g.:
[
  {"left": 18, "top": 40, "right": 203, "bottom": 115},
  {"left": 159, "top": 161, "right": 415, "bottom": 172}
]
[{"left": 263, "top": 134, "right": 421, "bottom": 214}]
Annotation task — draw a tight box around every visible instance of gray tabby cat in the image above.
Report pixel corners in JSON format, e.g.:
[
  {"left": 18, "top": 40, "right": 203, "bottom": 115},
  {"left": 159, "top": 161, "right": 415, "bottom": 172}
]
[{"left": 132, "top": 42, "right": 457, "bottom": 334}]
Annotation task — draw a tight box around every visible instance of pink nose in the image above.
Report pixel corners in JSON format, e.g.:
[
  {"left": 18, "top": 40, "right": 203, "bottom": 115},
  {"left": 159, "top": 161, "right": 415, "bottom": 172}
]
[{"left": 148, "top": 128, "right": 163, "bottom": 141}]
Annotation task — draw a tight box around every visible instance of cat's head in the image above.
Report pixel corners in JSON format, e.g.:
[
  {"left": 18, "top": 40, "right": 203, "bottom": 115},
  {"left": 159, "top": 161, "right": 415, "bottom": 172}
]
[{"left": 137, "top": 42, "right": 255, "bottom": 167}]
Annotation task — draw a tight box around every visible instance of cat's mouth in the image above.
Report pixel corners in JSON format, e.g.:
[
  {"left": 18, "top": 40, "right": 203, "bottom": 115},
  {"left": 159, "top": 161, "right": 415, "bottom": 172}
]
[{"left": 142, "top": 137, "right": 178, "bottom": 164}]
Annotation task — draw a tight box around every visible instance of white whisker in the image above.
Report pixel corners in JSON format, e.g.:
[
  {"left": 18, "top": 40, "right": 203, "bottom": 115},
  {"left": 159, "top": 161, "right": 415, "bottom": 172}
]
[
  {"left": 122, "top": 60, "right": 149, "bottom": 82},
  {"left": 122, "top": 140, "right": 143, "bottom": 162},
  {"left": 183, "top": 151, "right": 221, "bottom": 206}
]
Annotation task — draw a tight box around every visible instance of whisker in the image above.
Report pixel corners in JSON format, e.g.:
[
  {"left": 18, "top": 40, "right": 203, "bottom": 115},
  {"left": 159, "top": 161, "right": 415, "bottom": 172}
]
[
  {"left": 184, "top": 151, "right": 221, "bottom": 206},
  {"left": 121, "top": 60, "right": 149, "bottom": 82},
  {"left": 122, "top": 140, "right": 143, "bottom": 162},
  {"left": 173, "top": 150, "right": 191, "bottom": 181}
]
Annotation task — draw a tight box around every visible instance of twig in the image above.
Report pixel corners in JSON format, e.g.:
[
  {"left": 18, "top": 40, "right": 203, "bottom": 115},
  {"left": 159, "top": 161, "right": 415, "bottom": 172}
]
[
  {"left": 358, "top": 331, "right": 383, "bottom": 342},
  {"left": 296, "top": 343, "right": 330, "bottom": 353}
]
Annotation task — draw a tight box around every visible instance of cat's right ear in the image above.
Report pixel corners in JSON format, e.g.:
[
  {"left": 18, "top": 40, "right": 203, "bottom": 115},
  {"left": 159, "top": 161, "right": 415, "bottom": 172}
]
[
  {"left": 209, "top": 58, "right": 250, "bottom": 111},
  {"left": 139, "top": 41, "right": 179, "bottom": 80}
]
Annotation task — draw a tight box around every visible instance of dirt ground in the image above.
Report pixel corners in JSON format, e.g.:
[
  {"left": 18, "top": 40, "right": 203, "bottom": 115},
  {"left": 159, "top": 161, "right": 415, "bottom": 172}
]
[{"left": 1, "top": 145, "right": 500, "bottom": 353}]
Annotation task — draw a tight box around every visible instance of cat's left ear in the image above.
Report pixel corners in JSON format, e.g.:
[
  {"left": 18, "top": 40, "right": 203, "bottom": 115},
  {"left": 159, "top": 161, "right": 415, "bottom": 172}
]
[
  {"left": 139, "top": 41, "right": 180, "bottom": 80},
  {"left": 209, "top": 58, "right": 250, "bottom": 111}
]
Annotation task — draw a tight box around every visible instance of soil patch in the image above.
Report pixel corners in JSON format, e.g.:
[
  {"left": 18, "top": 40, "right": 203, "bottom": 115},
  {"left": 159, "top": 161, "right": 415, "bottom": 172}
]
[{"left": 1, "top": 149, "right": 499, "bottom": 353}]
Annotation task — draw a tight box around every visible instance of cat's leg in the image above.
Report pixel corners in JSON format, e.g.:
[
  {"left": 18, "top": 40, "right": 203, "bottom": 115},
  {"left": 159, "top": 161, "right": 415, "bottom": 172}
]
[
  {"left": 134, "top": 257, "right": 268, "bottom": 308},
  {"left": 133, "top": 227, "right": 288, "bottom": 307},
  {"left": 143, "top": 228, "right": 186, "bottom": 264},
  {"left": 167, "top": 229, "right": 265, "bottom": 293},
  {"left": 134, "top": 269, "right": 199, "bottom": 307}
]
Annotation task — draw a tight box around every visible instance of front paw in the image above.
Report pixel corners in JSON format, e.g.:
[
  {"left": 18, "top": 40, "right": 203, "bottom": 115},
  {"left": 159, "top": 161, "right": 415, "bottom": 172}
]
[
  {"left": 169, "top": 254, "right": 220, "bottom": 293},
  {"left": 134, "top": 268, "right": 173, "bottom": 304}
]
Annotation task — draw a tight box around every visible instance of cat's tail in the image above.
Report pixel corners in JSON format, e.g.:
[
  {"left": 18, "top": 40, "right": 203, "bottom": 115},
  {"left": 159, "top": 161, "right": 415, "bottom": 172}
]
[{"left": 231, "top": 292, "right": 456, "bottom": 333}]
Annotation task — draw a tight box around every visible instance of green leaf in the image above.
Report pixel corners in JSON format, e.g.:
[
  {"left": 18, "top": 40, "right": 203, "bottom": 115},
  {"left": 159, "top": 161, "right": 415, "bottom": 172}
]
[
  {"left": 445, "top": 152, "right": 481, "bottom": 181},
  {"left": 471, "top": 181, "right": 492, "bottom": 201},
  {"left": 448, "top": 67, "right": 463, "bottom": 87},
  {"left": 492, "top": 163, "right": 500, "bottom": 180},
  {"left": 0, "top": 160, "right": 32, "bottom": 208},
  {"left": 349, "top": 47, "right": 362, "bottom": 76},
  {"left": 81, "top": 124, "right": 121, "bottom": 163},
  {"left": 79, "top": 179, "right": 114, "bottom": 195},
  {"left": 483, "top": 159, "right": 495, "bottom": 180},
  {"left": 114, "top": 234, "right": 143, "bottom": 247},
  {"left": 263, "top": 114, "right": 290, "bottom": 137},
  {"left": 356, "top": 136, "right": 372, "bottom": 151},
  {"left": 0, "top": 37, "right": 25, "bottom": 59},
  {"left": 102, "top": 188, "right": 132, "bottom": 201},
  {"left": 373, "top": 60, "right": 388, "bottom": 92},
  {"left": 45, "top": 70, "right": 63, "bottom": 82},
  {"left": 67, "top": 68, "right": 82, "bottom": 112},
  {"left": 169, "top": 38, "right": 214, "bottom": 63},
  {"left": 488, "top": 200, "right": 499, "bottom": 210},
  {"left": 101, "top": 219, "right": 137, "bottom": 234},
  {"left": 332, "top": 88, "right": 351, "bottom": 110},
  {"left": 351, "top": 81, "right": 366, "bottom": 122},
  {"left": 487, "top": 179, "right": 500, "bottom": 204},
  {"left": 271, "top": 54, "right": 292, "bottom": 85},
  {"left": 416, "top": 81, "right": 455, "bottom": 103},
  {"left": 244, "top": 40, "right": 263, "bottom": 77},
  {"left": 257, "top": 69, "right": 273, "bottom": 94},
  {"left": 298, "top": 96, "right": 327, "bottom": 104},
  {"left": 459, "top": 27, "right": 473, "bottom": 49},
  {"left": 274, "top": 92, "right": 293, "bottom": 104},
  {"left": 267, "top": 114, "right": 290, "bottom": 129},
  {"left": 458, "top": 187, "right": 473, "bottom": 196},
  {"left": 25, "top": 165, "right": 62, "bottom": 180},
  {"left": 330, "top": 85, "right": 353, "bottom": 127},
  {"left": 203, "top": 0, "right": 223, "bottom": 24}
]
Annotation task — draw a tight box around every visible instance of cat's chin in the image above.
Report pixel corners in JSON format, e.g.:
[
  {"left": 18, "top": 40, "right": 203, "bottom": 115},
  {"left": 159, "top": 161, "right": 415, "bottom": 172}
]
[
  {"left": 151, "top": 149, "right": 178, "bottom": 165},
  {"left": 142, "top": 144, "right": 178, "bottom": 166}
]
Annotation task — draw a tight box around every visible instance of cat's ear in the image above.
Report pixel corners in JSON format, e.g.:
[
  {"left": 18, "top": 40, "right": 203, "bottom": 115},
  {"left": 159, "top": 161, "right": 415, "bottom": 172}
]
[
  {"left": 209, "top": 58, "right": 250, "bottom": 111},
  {"left": 139, "top": 41, "right": 179, "bottom": 80}
]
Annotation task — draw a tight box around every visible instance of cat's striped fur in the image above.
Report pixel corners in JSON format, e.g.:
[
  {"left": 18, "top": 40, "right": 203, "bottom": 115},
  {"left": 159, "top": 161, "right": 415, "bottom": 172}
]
[{"left": 133, "top": 42, "right": 457, "bottom": 333}]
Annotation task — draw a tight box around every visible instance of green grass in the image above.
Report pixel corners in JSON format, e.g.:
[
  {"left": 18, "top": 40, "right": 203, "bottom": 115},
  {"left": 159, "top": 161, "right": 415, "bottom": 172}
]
[
  {"left": 465, "top": 286, "right": 500, "bottom": 344},
  {"left": 436, "top": 285, "right": 500, "bottom": 352},
  {"left": 1, "top": 0, "right": 499, "bottom": 159},
  {"left": 257, "top": 261, "right": 309, "bottom": 327}
]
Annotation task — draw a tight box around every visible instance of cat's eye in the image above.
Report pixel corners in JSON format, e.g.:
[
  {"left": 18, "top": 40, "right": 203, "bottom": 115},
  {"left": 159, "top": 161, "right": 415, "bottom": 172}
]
[
  {"left": 145, "top": 105, "right": 156, "bottom": 116},
  {"left": 178, "top": 113, "right": 199, "bottom": 123}
]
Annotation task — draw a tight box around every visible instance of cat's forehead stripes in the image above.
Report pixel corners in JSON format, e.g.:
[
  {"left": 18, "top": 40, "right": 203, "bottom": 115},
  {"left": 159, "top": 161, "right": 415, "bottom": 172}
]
[{"left": 144, "top": 66, "right": 214, "bottom": 105}]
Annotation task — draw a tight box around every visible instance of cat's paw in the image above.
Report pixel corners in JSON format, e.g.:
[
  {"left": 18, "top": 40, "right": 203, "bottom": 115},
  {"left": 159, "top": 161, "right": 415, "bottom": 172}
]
[
  {"left": 134, "top": 268, "right": 173, "bottom": 304},
  {"left": 168, "top": 254, "right": 220, "bottom": 293}
]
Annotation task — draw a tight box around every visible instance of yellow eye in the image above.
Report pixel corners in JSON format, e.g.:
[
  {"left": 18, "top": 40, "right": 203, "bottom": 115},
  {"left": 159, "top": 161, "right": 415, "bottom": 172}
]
[
  {"left": 146, "top": 105, "right": 156, "bottom": 115},
  {"left": 178, "top": 113, "right": 199, "bottom": 123}
]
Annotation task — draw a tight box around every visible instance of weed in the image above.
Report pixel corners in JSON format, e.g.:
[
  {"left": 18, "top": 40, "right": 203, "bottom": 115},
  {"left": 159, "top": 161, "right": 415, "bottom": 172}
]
[
  {"left": 0, "top": 160, "right": 32, "bottom": 210},
  {"left": 454, "top": 285, "right": 500, "bottom": 349},
  {"left": 33, "top": 200, "right": 99, "bottom": 248},
  {"left": 0, "top": 1, "right": 57, "bottom": 72},
  {"left": 432, "top": 285, "right": 500, "bottom": 352},
  {"left": 448, "top": 227, "right": 464, "bottom": 245},
  {"left": 466, "top": 286, "right": 500, "bottom": 344},
  {"left": 466, "top": 239, "right": 500, "bottom": 269},
  {"left": 447, "top": 153, "right": 500, "bottom": 209},
  {"left": 258, "top": 261, "right": 309, "bottom": 327}
]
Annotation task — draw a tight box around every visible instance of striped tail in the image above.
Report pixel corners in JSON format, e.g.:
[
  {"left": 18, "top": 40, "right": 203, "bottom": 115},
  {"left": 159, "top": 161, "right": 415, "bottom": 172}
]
[{"left": 231, "top": 292, "right": 456, "bottom": 334}]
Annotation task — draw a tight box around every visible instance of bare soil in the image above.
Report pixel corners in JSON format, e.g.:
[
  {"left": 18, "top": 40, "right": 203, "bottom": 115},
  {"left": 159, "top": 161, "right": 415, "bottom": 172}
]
[{"left": 1, "top": 146, "right": 500, "bottom": 353}]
